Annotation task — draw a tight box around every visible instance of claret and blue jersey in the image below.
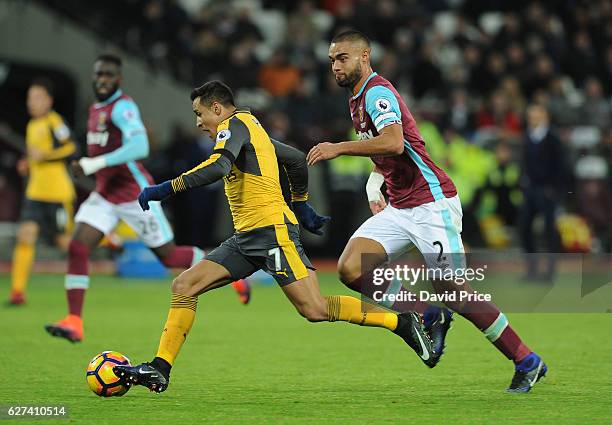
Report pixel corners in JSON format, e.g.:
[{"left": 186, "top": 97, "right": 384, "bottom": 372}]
[
  {"left": 87, "top": 89, "right": 154, "bottom": 204},
  {"left": 349, "top": 72, "right": 456, "bottom": 208}
]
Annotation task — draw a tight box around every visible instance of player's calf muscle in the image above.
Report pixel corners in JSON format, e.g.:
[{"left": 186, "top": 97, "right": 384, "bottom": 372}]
[
  {"left": 283, "top": 275, "right": 328, "bottom": 322},
  {"left": 295, "top": 299, "right": 328, "bottom": 322},
  {"left": 431, "top": 279, "right": 472, "bottom": 312}
]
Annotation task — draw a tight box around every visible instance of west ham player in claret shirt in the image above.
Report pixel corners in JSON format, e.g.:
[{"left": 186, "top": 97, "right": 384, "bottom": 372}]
[
  {"left": 45, "top": 55, "right": 250, "bottom": 343},
  {"left": 307, "top": 30, "right": 547, "bottom": 393}
]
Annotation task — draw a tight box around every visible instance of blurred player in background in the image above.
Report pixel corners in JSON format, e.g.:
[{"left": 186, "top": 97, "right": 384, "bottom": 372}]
[
  {"left": 308, "top": 30, "right": 547, "bottom": 393},
  {"left": 113, "top": 81, "right": 433, "bottom": 393},
  {"left": 44, "top": 55, "right": 249, "bottom": 343},
  {"left": 8, "top": 78, "right": 76, "bottom": 306}
]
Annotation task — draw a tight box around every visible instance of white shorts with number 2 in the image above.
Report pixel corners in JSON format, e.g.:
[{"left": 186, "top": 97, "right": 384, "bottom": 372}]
[{"left": 351, "top": 195, "right": 466, "bottom": 271}]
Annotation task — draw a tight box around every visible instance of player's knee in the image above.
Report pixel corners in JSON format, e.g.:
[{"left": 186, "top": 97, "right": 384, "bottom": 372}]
[
  {"left": 17, "top": 222, "right": 38, "bottom": 244},
  {"left": 171, "top": 272, "right": 195, "bottom": 295},
  {"left": 337, "top": 255, "right": 360, "bottom": 287}
]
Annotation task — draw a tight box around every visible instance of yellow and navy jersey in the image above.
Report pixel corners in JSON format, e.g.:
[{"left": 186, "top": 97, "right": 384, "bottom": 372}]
[
  {"left": 25, "top": 111, "right": 76, "bottom": 203},
  {"left": 172, "top": 110, "right": 302, "bottom": 232}
]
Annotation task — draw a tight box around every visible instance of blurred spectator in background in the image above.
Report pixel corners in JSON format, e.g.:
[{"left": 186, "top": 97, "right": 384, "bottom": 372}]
[
  {"left": 476, "top": 90, "right": 522, "bottom": 142},
  {"left": 282, "top": 79, "right": 320, "bottom": 148},
  {"left": 525, "top": 54, "right": 555, "bottom": 98},
  {"left": 192, "top": 29, "right": 225, "bottom": 85},
  {"left": 223, "top": 40, "right": 261, "bottom": 90},
  {"left": 499, "top": 77, "right": 526, "bottom": 119},
  {"left": 259, "top": 47, "right": 302, "bottom": 97},
  {"left": 519, "top": 104, "right": 566, "bottom": 280},
  {"left": 472, "top": 143, "right": 522, "bottom": 227},
  {"left": 265, "top": 109, "right": 292, "bottom": 142},
  {"left": 287, "top": 0, "right": 320, "bottom": 46},
  {"left": 445, "top": 88, "right": 475, "bottom": 137},
  {"left": 469, "top": 142, "right": 521, "bottom": 249},
  {"left": 577, "top": 77, "right": 611, "bottom": 129},
  {"left": 412, "top": 43, "right": 445, "bottom": 99},
  {"left": 546, "top": 76, "right": 576, "bottom": 126},
  {"left": 563, "top": 31, "right": 599, "bottom": 87},
  {"left": 574, "top": 149, "right": 612, "bottom": 252}
]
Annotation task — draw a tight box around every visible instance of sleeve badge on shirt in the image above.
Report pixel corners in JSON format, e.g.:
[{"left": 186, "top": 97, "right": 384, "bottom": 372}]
[
  {"left": 53, "top": 124, "right": 71, "bottom": 140},
  {"left": 375, "top": 98, "right": 391, "bottom": 113},
  {"left": 216, "top": 129, "right": 231, "bottom": 142},
  {"left": 123, "top": 108, "right": 136, "bottom": 121}
]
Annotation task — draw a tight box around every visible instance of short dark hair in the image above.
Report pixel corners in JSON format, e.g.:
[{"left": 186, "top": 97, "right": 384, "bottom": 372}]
[
  {"left": 190, "top": 80, "right": 235, "bottom": 107},
  {"left": 331, "top": 30, "right": 371, "bottom": 47},
  {"left": 30, "top": 77, "right": 55, "bottom": 97},
  {"left": 95, "top": 53, "right": 122, "bottom": 67}
]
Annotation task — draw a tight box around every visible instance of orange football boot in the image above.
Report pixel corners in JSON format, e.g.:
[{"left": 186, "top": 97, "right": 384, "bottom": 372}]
[
  {"left": 231, "top": 279, "right": 251, "bottom": 305},
  {"left": 45, "top": 314, "right": 83, "bottom": 342}
]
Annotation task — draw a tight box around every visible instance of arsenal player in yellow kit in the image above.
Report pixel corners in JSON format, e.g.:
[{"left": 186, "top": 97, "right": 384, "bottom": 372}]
[
  {"left": 114, "top": 81, "right": 434, "bottom": 392},
  {"left": 9, "top": 78, "right": 76, "bottom": 305}
]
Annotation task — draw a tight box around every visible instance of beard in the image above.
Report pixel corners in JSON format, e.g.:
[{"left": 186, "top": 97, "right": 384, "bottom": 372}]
[
  {"left": 93, "top": 81, "right": 119, "bottom": 102},
  {"left": 335, "top": 67, "right": 362, "bottom": 90}
]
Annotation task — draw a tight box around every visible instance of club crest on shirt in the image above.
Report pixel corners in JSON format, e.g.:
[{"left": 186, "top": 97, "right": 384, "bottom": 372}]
[
  {"left": 375, "top": 98, "right": 391, "bottom": 113},
  {"left": 358, "top": 106, "right": 364, "bottom": 122},
  {"left": 96, "top": 112, "right": 108, "bottom": 131},
  {"left": 216, "top": 129, "right": 231, "bottom": 142}
]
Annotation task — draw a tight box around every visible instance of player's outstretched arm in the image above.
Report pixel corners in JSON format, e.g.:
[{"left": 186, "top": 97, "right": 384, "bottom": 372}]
[
  {"left": 78, "top": 99, "right": 149, "bottom": 176},
  {"left": 138, "top": 118, "right": 250, "bottom": 210},
  {"left": 271, "top": 138, "right": 330, "bottom": 235},
  {"left": 137, "top": 153, "right": 233, "bottom": 211},
  {"left": 307, "top": 124, "right": 404, "bottom": 165},
  {"left": 307, "top": 85, "right": 406, "bottom": 165}
]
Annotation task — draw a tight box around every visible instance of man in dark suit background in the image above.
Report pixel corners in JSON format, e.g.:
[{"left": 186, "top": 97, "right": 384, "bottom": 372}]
[{"left": 519, "top": 103, "right": 566, "bottom": 281}]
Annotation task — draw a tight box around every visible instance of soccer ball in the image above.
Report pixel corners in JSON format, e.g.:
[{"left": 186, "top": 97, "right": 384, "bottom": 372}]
[{"left": 86, "top": 351, "right": 131, "bottom": 397}]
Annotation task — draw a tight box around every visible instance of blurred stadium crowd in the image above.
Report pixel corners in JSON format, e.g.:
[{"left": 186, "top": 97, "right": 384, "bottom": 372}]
[{"left": 4, "top": 0, "right": 612, "bottom": 255}]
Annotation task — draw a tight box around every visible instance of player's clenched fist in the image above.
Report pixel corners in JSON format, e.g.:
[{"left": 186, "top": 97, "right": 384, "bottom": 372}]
[
  {"left": 137, "top": 181, "right": 174, "bottom": 211},
  {"left": 306, "top": 142, "right": 341, "bottom": 165},
  {"left": 292, "top": 201, "right": 331, "bottom": 235}
]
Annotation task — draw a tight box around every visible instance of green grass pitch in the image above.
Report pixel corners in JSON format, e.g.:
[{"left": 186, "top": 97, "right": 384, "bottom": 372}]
[{"left": 1, "top": 273, "right": 611, "bottom": 424}]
